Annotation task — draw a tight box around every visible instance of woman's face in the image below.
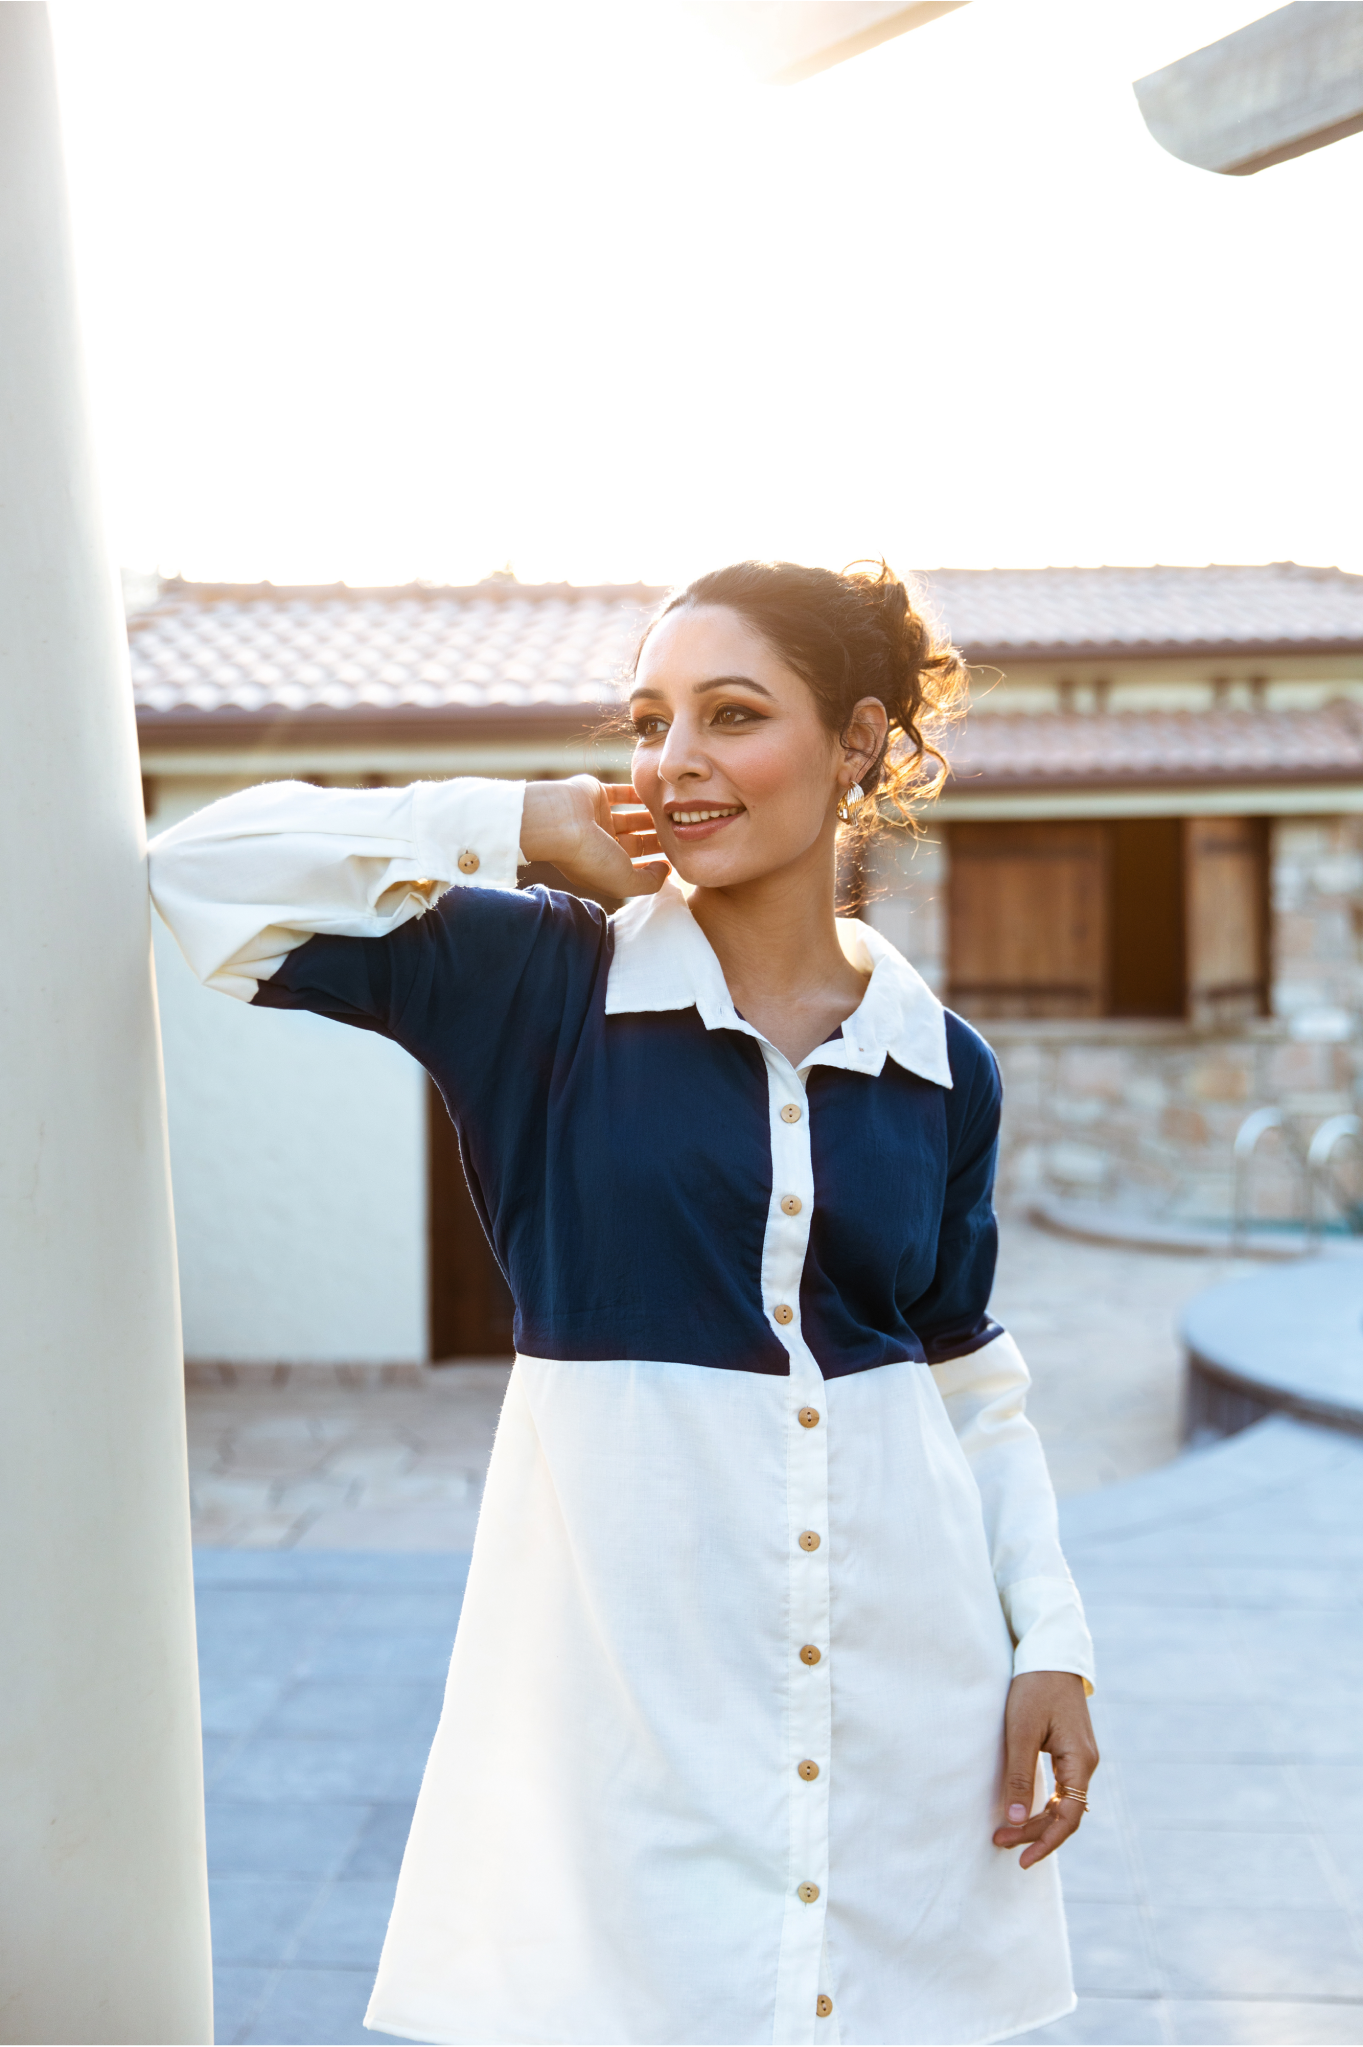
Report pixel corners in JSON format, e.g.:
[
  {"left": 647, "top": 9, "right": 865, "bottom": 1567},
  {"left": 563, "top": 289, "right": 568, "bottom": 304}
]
[{"left": 630, "top": 604, "right": 855, "bottom": 890}]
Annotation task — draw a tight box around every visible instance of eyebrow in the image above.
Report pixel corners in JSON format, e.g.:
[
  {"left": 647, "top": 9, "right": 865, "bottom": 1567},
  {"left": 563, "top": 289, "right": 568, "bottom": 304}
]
[{"left": 628, "top": 674, "right": 775, "bottom": 705}]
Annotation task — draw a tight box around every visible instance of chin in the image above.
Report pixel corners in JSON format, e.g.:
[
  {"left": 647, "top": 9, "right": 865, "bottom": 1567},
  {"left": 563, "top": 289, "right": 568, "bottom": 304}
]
[{"left": 667, "top": 847, "right": 772, "bottom": 891}]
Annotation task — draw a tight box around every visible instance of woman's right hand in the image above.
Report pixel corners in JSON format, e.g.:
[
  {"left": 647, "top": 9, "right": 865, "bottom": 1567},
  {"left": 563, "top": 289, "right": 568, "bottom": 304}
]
[{"left": 520, "top": 777, "right": 669, "bottom": 901}]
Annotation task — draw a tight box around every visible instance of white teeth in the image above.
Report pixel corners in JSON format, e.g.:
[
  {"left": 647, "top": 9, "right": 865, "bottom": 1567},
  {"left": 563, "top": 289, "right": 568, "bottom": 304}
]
[{"left": 671, "top": 807, "right": 739, "bottom": 825}]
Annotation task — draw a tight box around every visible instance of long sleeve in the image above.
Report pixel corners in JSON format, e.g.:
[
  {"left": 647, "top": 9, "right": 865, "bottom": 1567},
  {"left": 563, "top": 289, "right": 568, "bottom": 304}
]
[
  {"left": 911, "top": 1012, "right": 1095, "bottom": 1691},
  {"left": 932, "top": 1332, "right": 1095, "bottom": 1692},
  {"left": 148, "top": 777, "right": 525, "bottom": 999}
]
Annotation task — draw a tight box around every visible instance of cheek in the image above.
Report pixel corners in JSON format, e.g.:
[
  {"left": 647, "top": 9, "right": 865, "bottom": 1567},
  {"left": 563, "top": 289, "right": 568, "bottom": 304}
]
[
  {"left": 631, "top": 745, "right": 662, "bottom": 814},
  {"left": 730, "top": 726, "right": 834, "bottom": 811}
]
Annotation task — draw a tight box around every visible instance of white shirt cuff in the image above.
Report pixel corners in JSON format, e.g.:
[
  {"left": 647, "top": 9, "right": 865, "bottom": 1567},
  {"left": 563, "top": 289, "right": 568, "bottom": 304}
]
[
  {"left": 1003, "top": 1573, "right": 1096, "bottom": 1694},
  {"left": 413, "top": 778, "right": 525, "bottom": 892}
]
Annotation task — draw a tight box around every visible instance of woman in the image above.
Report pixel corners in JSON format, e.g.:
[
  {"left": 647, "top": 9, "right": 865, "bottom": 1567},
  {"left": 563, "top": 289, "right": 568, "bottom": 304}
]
[{"left": 151, "top": 559, "right": 1098, "bottom": 2047}]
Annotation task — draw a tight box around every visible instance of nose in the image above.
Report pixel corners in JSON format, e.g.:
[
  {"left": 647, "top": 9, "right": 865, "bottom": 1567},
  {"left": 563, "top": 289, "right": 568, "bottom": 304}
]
[{"left": 655, "top": 707, "right": 711, "bottom": 792}]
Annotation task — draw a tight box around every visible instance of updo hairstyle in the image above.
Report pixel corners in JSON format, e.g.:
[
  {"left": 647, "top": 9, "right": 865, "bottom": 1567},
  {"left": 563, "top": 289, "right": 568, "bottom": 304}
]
[{"left": 637, "top": 559, "right": 968, "bottom": 832}]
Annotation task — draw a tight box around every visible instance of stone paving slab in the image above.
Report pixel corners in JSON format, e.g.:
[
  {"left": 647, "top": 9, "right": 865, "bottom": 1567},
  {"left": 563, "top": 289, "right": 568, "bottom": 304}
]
[
  {"left": 197, "top": 1550, "right": 463, "bottom": 2045},
  {"left": 1009, "top": 1417, "right": 1363, "bottom": 2047},
  {"left": 198, "top": 1417, "right": 1363, "bottom": 2046}
]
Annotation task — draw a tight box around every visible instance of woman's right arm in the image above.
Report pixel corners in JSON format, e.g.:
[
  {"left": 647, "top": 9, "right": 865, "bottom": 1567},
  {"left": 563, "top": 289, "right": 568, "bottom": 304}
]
[
  {"left": 149, "top": 774, "right": 664, "bottom": 1003},
  {"left": 149, "top": 777, "right": 526, "bottom": 1000}
]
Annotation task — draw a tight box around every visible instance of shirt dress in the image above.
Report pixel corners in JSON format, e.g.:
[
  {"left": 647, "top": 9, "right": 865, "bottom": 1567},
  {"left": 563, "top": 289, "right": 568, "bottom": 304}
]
[{"left": 149, "top": 775, "right": 1096, "bottom": 2047}]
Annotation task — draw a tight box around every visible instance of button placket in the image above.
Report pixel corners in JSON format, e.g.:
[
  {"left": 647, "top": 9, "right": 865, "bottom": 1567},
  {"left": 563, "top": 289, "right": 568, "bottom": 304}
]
[{"left": 761, "top": 1045, "right": 832, "bottom": 2047}]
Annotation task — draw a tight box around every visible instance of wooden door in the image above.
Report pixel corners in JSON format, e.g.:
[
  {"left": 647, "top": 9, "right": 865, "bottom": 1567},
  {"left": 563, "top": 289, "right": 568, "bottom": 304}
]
[
  {"left": 1184, "top": 816, "right": 1269, "bottom": 1024},
  {"left": 1108, "top": 817, "right": 1185, "bottom": 1018},
  {"left": 948, "top": 821, "right": 1109, "bottom": 1017},
  {"left": 428, "top": 1079, "right": 516, "bottom": 1361}
]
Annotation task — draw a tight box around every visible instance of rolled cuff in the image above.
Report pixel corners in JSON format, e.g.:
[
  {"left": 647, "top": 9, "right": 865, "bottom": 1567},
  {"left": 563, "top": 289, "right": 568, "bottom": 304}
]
[
  {"left": 414, "top": 777, "right": 524, "bottom": 892},
  {"left": 1002, "top": 1572, "right": 1096, "bottom": 1695}
]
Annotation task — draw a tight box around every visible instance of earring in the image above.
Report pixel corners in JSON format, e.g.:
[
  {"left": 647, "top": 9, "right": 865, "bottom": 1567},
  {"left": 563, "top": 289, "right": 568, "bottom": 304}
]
[{"left": 837, "top": 782, "right": 864, "bottom": 824}]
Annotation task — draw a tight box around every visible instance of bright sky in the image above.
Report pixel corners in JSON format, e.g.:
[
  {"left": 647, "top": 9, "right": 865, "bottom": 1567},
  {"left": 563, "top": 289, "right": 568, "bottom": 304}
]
[{"left": 49, "top": 0, "right": 1363, "bottom": 586}]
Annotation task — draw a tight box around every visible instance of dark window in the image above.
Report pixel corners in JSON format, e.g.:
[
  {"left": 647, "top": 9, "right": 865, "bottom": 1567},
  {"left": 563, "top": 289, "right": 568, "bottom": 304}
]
[{"left": 946, "top": 816, "right": 1268, "bottom": 1022}]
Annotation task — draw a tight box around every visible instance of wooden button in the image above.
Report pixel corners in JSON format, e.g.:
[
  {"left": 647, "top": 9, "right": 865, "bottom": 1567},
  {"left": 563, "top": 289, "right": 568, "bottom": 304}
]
[
  {"left": 797, "top": 1881, "right": 820, "bottom": 1903},
  {"left": 798, "top": 1759, "right": 820, "bottom": 1781},
  {"left": 774, "top": 1303, "right": 795, "bottom": 1326},
  {"left": 798, "top": 1530, "right": 821, "bottom": 1552},
  {"left": 457, "top": 850, "right": 481, "bottom": 875},
  {"left": 816, "top": 1995, "right": 833, "bottom": 2018},
  {"left": 780, "top": 1194, "right": 803, "bottom": 1216},
  {"left": 780, "top": 1103, "right": 802, "bottom": 1124},
  {"left": 798, "top": 1406, "right": 819, "bottom": 1428},
  {"left": 800, "top": 1643, "right": 822, "bottom": 1665}
]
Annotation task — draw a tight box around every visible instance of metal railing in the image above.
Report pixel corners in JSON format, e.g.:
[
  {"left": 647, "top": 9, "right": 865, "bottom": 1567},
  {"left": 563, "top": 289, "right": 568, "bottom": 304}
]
[
  {"left": 1307, "top": 1113, "right": 1362, "bottom": 1245},
  {"left": 1232, "top": 1106, "right": 1363, "bottom": 1252}
]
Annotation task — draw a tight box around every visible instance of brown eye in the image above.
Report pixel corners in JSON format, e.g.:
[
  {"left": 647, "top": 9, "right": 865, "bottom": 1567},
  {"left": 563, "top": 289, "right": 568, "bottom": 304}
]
[{"left": 633, "top": 715, "right": 667, "bottom": 739}]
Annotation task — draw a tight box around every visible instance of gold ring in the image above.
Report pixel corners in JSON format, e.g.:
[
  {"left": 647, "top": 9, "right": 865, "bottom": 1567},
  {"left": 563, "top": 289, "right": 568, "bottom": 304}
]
[{"left": 1054, "top": 1784, "right": 1089, "bottom": 1809}]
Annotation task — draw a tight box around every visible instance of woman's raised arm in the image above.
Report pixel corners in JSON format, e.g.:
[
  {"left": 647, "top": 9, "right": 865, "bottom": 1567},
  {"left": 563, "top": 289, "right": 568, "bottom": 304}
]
[
  {"left": 150, "top": 774, "right": 667, "bottom": 1003},
  {"left": 149, "top": 776, "right": 526, "bottom": 1000}
]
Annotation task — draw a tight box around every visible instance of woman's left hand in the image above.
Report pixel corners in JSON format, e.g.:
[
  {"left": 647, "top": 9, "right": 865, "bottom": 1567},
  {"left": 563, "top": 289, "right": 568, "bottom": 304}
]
[{"left": 992, "top": 1671, "right": 1099, "bottom": 1869}]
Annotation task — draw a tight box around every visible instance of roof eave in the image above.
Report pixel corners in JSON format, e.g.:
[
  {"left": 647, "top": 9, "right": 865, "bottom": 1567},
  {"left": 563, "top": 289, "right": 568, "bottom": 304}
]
[
  {"left": 960, "top": 637, "right": 1363, "bottom": 666},
  {"left": 946, "top": 765, "right": 1363, "bottom": 794},
  {"left": 135, "top": 702, "right": 622, "bottom": 748}
]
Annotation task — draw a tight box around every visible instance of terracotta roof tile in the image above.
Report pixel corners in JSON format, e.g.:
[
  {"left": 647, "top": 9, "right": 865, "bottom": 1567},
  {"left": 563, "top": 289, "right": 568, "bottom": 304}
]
[
  {"left": 129, "top": 564, "right": 1363, "bottom": 729},
  {"left": 919, "top": 562, "right": 1363, "bottom": 659},
  {"left": 130, "top": 569, "right": 1363, "bottom": 789},
  {"left": 945, "top": 703, "right": 1363, "bottom": 789}
]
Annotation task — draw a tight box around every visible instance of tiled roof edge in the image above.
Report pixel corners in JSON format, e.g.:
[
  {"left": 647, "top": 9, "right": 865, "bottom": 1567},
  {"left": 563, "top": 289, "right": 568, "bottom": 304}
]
[
  {"left": 959, "top": 636, "right": 1363, "bottom": 663},
  {"left": 147, "top": 575, "right": 674, "bottom": 606},
  {"left": 944, "top": 762, "right": 1363, "bottom": 791}
]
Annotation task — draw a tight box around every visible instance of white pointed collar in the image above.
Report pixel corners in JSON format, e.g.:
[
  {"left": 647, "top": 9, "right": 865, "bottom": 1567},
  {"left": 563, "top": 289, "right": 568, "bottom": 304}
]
[{"left": 605, "top": 877, "right": 952, "bottom": 1089}]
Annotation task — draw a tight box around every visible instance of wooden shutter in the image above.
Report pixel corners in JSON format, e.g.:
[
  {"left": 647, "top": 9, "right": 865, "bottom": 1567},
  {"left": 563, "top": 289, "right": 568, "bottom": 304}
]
[
  {"left": 948, "top": 821, "right": 1108, "bottom": 1017},
  {"left": 428, "top": 1079, "right": 516, "bottom": 1361},
  {"left": 1184, "top": 816, "right": 1269, "bottom": 1024}
]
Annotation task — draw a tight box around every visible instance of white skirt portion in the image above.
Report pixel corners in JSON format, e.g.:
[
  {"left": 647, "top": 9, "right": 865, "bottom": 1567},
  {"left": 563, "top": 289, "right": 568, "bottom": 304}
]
[{"left": 365, "top": 1350, "right": 1076, "bottom": 2047}]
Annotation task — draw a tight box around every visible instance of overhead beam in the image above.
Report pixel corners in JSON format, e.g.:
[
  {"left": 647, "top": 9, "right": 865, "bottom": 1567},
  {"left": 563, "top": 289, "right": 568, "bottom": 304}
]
[
  {"left": 1134, "top": 2, "right": 1363, "bottom": 176},
  {"left": 686, "top": 2, "right": 968, "bottom": 86}
]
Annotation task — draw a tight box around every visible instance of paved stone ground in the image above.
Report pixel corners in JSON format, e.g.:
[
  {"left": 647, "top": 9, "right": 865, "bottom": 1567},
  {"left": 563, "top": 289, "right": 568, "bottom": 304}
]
[
  {"left": 1010, "top": 1419, "right": 1363, "bottom": 2047},
  {"left": 199, "top": 1424, "right": 1363, "bottom": 2047},
  {"left": 991, "top": 1219, "right": 1242, "bottom": 1497},
  {"left": 187, "top": 1365, "right": 509, "bottom": 1552},
  {"left": 190, "top": 1219, "right": 1363, "bottom": 2045},
  {"left": 199, "top": 1549, "right": 455, "bottom": 2046}
]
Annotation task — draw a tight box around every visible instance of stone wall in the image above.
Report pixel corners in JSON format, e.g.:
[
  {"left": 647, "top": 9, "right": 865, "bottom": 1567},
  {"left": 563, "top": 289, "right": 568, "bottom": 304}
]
[
  {"left": 863, "top": 813, "right": 1363, "bottom": 1225},
  {"left": 1271, "top": 814, "right": 1363, "bottom": 1028},
  {"left": 986, "top": 1020, "right": 1359, "bottom": 1223}
]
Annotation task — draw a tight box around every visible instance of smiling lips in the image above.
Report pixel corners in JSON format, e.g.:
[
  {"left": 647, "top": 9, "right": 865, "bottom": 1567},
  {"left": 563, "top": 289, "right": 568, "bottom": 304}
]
[{"left": 666, "top": 805, "right": 744, "bottom": 839}]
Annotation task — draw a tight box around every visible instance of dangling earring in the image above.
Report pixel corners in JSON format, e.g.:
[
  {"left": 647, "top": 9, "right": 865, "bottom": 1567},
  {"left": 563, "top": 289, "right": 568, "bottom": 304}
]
[{"left": 837, "top": 782, "right": 864, "bottom": 824}]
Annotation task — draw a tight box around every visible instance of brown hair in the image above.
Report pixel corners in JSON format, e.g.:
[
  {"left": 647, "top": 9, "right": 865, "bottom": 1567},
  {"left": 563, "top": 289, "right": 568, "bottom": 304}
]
[{"left": 635, "top": 558, "right": 968, "bottom": 832}]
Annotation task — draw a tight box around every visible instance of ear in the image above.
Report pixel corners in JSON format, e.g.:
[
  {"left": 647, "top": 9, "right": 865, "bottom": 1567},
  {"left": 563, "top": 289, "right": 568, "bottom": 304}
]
[{"left": 841, "top": 696, "right": 889, "bottom": 785}]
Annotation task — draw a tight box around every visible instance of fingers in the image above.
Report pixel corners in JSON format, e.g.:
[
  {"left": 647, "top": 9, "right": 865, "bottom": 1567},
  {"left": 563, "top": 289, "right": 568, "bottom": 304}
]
[
  {"left": 1019, "top": 1724, "right": 1098, "bottom": 1869},
  {"left": 615, "top": 855, "right": 669, "bottom": 898},
  {"left": 1017, "top": 1795, "right": 1084, "bottom": 1870},
  {"left": 608, "top": 800, "right": 653, "bottom": 844},
  {"left": 614, "top": 830, "right": 662, "bottom": 859},
  {"left": 992, "top": 1788, "right": 1081, "bottom": 1867},
  {"left": 993, "top": 1671, "right": 1100, "bottom": 1870},
  {"left": 993, "top": 1692, "right": 1043, "bottom": 1850}
]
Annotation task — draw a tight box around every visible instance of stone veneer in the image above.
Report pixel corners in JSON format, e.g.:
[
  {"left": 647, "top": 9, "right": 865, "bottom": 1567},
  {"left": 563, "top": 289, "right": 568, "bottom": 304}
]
[{"left": 863, "top": 815, "right": 1363, "bottom": 1225}]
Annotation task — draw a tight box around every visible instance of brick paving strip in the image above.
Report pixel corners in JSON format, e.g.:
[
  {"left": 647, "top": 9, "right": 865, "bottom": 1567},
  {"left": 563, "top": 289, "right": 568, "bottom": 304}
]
[{"left": 190, "top": 1223, "right": 1363, "bottom": 2045}]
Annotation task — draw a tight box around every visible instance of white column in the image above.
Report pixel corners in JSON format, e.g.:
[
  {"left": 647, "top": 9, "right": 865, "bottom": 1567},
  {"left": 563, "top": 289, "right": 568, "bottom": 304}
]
[{"left": 0, "top": 9, "right": 213, "bottom": 2042}]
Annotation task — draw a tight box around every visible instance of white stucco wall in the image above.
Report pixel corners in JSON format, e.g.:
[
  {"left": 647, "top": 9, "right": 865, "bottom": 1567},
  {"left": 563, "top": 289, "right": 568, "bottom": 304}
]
[
  {"left": 151, "top": 784, "right": 427, "bottom": 1363},
  {"left": 863, "top": 828, "right": 946, "bottom": 994}
]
